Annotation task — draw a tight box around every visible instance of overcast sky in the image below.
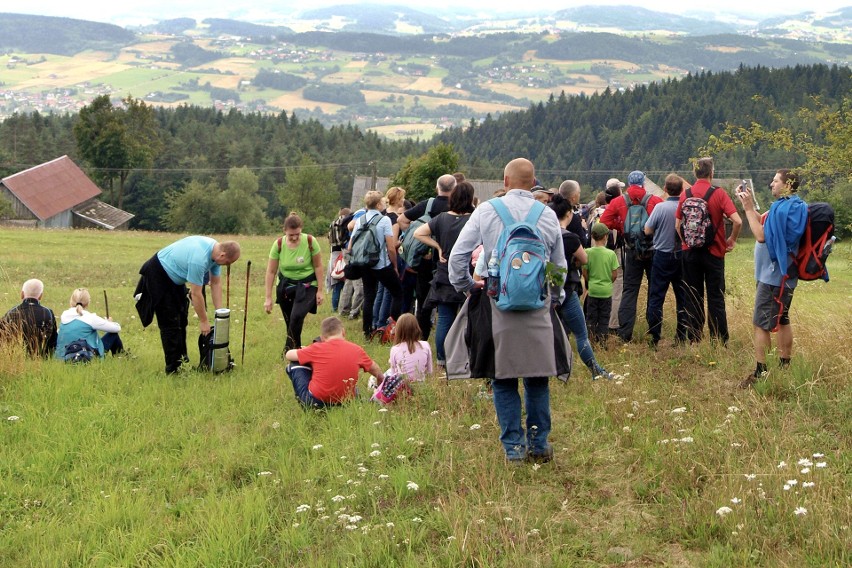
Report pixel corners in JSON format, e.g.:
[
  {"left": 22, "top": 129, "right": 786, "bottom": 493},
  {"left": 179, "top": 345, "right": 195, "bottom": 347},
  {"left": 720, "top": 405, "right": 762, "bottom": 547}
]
[{"left": 9, "top": 1, "right": 852, "bottom": 26}]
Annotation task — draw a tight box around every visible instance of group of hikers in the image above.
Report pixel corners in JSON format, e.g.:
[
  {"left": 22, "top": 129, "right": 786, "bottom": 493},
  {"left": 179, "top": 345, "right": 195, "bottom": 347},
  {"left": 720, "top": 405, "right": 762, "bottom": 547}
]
[{"left": 1, "top": 156, "right": 832, "bottom": 464}]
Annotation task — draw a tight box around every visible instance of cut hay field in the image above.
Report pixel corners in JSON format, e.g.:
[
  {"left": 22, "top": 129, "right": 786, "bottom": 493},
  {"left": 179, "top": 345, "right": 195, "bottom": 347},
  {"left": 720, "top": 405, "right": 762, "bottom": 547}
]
[{"left": 0, "top": 227, "right": 849, "bottom": 566}]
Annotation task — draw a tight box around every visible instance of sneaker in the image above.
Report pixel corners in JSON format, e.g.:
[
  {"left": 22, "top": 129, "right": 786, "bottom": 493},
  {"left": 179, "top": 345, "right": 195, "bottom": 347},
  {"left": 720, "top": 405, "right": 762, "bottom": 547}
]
[{"left": 593, "top": 368, "right": 615, "bottom": 381}]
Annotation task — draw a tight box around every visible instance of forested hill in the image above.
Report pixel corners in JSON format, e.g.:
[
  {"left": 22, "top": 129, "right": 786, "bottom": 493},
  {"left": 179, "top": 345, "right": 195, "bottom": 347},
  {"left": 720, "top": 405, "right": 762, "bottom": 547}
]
[
  {"left": 438, "top": 64, "right": 852, "bottom": 182},
  {"left": 0, "top": 13, "right": 135, "bottom": 55}
]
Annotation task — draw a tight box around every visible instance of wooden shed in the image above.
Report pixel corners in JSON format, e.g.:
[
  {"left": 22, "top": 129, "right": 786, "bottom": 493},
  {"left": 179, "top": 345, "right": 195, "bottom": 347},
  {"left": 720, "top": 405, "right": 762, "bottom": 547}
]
[{"left": 0, "top": 156, "right": 134, "bottom": 230}]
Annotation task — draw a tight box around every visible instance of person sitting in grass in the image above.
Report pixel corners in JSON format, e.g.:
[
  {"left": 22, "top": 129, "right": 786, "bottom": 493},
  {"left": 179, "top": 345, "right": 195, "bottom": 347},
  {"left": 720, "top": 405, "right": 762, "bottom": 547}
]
[
  {"left": 284, "top": 316, "right": 385, "bottom": 408},
  {"left": 389, "top": 313, "right": 433, "bottom": 383},
  {"left": 0, "top": 278, "right": 58, "bottom": 358},
  {"left": 56, "top": 288, "right": 125, "bottom": 360}
]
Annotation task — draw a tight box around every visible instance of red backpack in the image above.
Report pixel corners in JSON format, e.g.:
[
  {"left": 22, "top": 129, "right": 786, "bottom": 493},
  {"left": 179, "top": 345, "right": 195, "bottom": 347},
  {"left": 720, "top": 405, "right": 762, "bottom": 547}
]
[{"left": 792, "top": 202, "right": 835, "bottom": 281}]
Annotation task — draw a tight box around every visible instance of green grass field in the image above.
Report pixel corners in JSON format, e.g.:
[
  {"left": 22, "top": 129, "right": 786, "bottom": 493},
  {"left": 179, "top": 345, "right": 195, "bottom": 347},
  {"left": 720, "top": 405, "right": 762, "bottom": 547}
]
[{"left": 1, "top": 227, "right": 849, "bottom": 566}]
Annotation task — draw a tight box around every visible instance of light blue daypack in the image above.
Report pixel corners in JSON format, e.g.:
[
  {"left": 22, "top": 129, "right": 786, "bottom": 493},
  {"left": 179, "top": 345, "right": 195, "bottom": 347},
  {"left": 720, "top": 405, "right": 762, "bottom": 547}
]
[{"left": 490, "top": 198, "right": 549, "bottom": 311}]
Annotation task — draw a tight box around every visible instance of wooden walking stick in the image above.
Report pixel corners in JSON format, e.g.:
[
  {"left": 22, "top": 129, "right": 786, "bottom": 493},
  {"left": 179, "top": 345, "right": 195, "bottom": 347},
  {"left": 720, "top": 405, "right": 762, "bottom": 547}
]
[
  {"left": 226, "top": 264, "right": 231, "bottom": 308},
  {"left": 241, "top": 260, "right": 251, "bottom": 365},
  {"left": 103, "top": 290, "right": 110, "bottom": 319}
]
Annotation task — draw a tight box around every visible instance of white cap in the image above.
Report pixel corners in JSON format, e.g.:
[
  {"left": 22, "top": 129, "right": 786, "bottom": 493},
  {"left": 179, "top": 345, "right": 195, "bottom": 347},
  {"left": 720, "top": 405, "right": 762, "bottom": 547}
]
[{"left": 606, "top": 178, "right": 625, "bottom": 190}]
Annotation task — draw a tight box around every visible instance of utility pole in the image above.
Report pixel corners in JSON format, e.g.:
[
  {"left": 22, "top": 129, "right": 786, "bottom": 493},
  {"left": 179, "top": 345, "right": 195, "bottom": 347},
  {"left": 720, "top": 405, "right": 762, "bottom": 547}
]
[{"left": 370, "top": 161, "right": 377, "bottom": 190}]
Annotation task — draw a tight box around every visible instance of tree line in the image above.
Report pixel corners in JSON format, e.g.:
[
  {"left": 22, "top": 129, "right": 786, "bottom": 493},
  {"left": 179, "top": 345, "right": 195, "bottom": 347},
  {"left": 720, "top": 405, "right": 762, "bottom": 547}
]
[{"left": 0, "top": 64, "right": 849, "bottom": 235}]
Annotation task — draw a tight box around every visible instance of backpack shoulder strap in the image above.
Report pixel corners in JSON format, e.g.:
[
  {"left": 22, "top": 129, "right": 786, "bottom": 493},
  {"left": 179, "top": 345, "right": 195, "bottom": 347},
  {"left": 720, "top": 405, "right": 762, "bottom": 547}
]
[
  {"left": 490, "top": 197, "right": 515, "bottom": 228},
  {"left": 276, "top": 236, "right": 283, "bottom": 254},
  {"left": 686, "top": 188, "right": 693, "bottom": 199},
  {"left": 524, "top": 200, "right": 546, "bottom": 225},
  {"left": 703, "top": 186, "right": 717, "bottom": 202},
  {"left": 307, "top": 234, "right": 314, "bottom": 251},
  {"left": 624, "top": 193, "right": 632, "bottom": 209},
  {"left": 640, "top": 193, "right": 652, "bottom": 208},
  {"left": 424, "top": 197, "right": 435, "bottom": 218}
]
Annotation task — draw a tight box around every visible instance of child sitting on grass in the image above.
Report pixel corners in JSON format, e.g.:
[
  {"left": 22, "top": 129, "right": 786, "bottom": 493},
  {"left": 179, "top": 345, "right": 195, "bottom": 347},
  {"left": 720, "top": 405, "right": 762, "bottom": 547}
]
[
  {"left": 285, "top": 316, "right": 384, "bottom": 408},
  {"left": 389, "top": 313, "right": 433, "bottom": 382}
]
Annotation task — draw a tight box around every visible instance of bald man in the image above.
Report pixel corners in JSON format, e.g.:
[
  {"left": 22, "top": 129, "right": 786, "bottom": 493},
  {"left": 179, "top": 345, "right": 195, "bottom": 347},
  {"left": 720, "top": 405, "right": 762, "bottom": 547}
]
[
  {"left": 449, "top": 158, "right": 568, "bottom": 464},
  {"left": 1, "top": 278, "right": 58, "bottom": 357},
  {"left": 135, "top": 236, "right": 241, "bottom": 373}
]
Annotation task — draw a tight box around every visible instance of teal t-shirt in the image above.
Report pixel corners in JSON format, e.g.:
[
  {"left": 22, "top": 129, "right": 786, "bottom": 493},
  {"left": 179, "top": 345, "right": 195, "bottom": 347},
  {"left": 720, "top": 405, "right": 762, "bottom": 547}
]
[
  {"left": 157, "top": 236, "right": 220, "bottom": 286},
  {"left": 584, "top": 246, "right": 620, "bottom": 299},
  {"left": 269, "top": 234, "right": 321, "bottom": 283}
]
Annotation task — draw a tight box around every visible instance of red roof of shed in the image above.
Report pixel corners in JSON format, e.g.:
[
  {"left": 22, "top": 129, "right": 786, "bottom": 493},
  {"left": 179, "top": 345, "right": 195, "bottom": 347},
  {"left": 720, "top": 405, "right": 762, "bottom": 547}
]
[{"left": 1, "top": 156, "right": 102, "bottom": 220}]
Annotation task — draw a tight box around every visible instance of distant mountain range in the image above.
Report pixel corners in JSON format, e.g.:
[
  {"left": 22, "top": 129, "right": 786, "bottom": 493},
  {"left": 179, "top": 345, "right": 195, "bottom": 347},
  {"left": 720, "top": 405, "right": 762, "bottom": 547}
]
[{"left": 2, "top": 4, "right": 850, "bottom": 56}]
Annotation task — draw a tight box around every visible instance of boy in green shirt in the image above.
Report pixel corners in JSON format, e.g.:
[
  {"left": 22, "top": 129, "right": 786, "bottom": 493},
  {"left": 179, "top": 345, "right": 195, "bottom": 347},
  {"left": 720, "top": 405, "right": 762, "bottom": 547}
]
[{"left": 583, "top": 223, "right": 620, "bottom": 344}]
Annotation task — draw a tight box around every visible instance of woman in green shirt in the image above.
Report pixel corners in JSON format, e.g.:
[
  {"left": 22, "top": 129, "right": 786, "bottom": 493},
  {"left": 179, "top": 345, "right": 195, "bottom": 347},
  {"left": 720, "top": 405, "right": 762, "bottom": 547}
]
[{"left": 264, "top": 213, "right": 324, "bottom": 352}]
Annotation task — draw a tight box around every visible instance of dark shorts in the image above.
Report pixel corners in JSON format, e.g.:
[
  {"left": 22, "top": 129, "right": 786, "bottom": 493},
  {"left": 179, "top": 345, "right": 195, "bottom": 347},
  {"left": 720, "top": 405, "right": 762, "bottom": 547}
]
[{"left": 753, "top": 282, "right": 795, "bottom": 332}]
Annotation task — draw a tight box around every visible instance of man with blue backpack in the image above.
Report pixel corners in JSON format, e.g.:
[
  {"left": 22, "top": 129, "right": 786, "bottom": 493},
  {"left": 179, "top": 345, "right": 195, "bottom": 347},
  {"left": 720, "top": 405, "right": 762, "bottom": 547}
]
[
  {"left": 600, "top": 170, "right": 662, "bottom": 342},
  {"left": 448, "top": 158, "right": 568, "bottom": 465}
]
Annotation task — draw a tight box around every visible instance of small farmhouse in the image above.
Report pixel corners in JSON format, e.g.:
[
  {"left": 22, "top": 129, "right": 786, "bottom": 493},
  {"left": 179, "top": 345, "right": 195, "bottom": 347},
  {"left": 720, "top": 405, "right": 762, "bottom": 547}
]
[{"left": 0, "top": 156, "right": 134, "bottom": 230}]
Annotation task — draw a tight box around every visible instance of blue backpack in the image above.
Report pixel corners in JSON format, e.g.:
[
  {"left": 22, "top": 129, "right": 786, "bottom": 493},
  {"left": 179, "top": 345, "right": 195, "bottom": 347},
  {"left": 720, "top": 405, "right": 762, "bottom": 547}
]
[
  {"left": 63, "top": 338, "right": 95, "bottom": 363},
  {"left": 490, "top": 198, "right": 549, "bottom": 312}
]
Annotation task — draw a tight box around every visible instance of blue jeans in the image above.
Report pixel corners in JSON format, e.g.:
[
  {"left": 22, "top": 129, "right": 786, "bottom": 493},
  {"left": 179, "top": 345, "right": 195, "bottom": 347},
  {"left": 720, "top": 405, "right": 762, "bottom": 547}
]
[
  {"left": 101, "top": 332, "right": 124, "bottom": 356},
  {"left": 372, "top": 283, "right": 392, "bottom": 329},
  {"left": 491, "top": 377, "right": 551, "bottom": 460},
  {"left": 434, "top": 302, "right": 460, "bottom": 365},
  {"left": 330, "top": 280, "right": 344, "bottom": 312},
  {"left": 285, "top": 363, "right": 338, "bottom": 408},
  {"left": 646, "top": 251, "right": 688, "bottom": 343},
  {"left": 559, "top": 290, "right": 606, "bottom": 377}
]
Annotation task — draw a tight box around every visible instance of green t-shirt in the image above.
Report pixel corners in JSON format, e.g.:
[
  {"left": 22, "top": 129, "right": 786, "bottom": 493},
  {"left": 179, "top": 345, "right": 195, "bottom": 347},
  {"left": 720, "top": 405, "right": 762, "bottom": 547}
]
[
  {"left": 269, "top": 234, "right": 321, "bottom": 283},
  {"left": 584, "top": 245, "right": 620, "bottom": 299}
]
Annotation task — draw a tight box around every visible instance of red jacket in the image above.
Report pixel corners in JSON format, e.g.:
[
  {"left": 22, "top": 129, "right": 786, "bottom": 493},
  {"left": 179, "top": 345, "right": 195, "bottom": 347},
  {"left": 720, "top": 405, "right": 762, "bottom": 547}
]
[{"left": 600, "top": 185, "right": 662, "bottom": 232}]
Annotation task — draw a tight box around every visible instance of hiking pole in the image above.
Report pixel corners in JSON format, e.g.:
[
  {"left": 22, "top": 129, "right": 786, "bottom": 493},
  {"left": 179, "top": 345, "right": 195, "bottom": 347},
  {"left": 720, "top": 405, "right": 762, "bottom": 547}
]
[
  {"left": 103, "top": 290, "right": 110, "bottom": 319},
  {"left": 241, "top": 260, "right": 251, "bottom": 366},
  {"left": 226, "top": 264, "right": 231, "bottom": 308}
]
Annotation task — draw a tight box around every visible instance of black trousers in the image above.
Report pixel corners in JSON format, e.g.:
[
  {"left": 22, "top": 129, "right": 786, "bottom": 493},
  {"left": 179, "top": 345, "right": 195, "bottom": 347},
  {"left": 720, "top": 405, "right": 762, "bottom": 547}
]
[
  {"left": 138, "top": 255, "right": 190, "bottom": 373},
  {"left": 279, "top": 284, "right": 318, "bottom": 352},
  {"left": 415, "top": 257, "right": 436, "bottom": 340}
]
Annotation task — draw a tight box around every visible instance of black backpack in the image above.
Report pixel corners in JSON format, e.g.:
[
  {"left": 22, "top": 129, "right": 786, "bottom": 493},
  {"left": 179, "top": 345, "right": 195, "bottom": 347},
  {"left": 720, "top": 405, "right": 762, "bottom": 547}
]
[
  {"left": 328, "top": 215, "right": 349, "bottom": 249},
  {"left": 63, "top": 339, "right": 95, "bottom": 363}
]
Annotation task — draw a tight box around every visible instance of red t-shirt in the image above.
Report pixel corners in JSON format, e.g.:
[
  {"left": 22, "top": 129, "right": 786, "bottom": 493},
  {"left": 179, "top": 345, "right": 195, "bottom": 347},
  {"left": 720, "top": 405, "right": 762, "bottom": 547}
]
[
  {"left": 297, "top": 338, "right": 375, "bottom": 403},
  {"left": 675, "top": 179, "right": 738, "bottom": 258},
  {"left": 599, "top": 185, "right": 662, "bottom": 232}
]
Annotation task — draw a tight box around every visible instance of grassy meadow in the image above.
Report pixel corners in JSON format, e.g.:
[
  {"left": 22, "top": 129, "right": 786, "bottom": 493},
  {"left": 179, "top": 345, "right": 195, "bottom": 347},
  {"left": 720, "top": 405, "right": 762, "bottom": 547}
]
[{"left": 0, "top": 227, "right": 850, "bottom": 567}]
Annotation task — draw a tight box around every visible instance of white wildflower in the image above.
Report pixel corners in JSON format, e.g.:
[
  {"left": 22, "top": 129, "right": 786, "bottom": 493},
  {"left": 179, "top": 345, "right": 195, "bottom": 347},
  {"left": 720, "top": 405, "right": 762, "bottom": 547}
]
[
  {"left": 777, "top": 461, "right": 787, "bottom": 469},
  {"left": 271, "top": 421, "right": 280, "bottom": 429},
  {"left": 802, "top": 481, "right": 815, "bottom": 488},
  {"left": 730, "top": 497, "right": 741, "bottom": 504},
  {"left": 345, "top": 524, "right": 357, "bottom": 530},
  {"left": 378, "top": 408, "right": 389, "bottom": 413},
  {"left": 626, "top": 413, "right": 634, "bottom": 418},
  {"left": 396, "top": 455, "right": 406, "bottom": 460},
  {"left": 296, "top": 504, "right": 311, "bottom": 513},
  {"left": 679, "top": 437, "right": 694, "bottom": 443},
  {"left": 816, "top": 462, "right": 827, "bottom": 468},
  {"left": 406, "top": 481, "right": 419, "bottom": 491},
  {"left": 312, "top": 444, "right": 323, "bottom": 450},
  {"left": 369, "top": 451, "right": 381, "bottom": 457},
  {"left": 412, "top": 517, "right": 423, "bottom": 522},
  {"left": 671, "top": 407, "right": 687, "bottom": 414},
  {"left": 6, "top": 416, "right": 20, "bottom": 421},
  {"left": 373, "top": 421, "right": 382, "bottom": 425},
  {"left": 331, "top": 495, "right": 346, "bottom": 502},
  {"left": 378, "top": 474, "right": 389, "bottom": 480},
  {"left": 794, "top": 507, "right": 808, "bottom": 516},
  {"left": 797, "top": 458, "right": 813, "bottom": 467},
  {"left": 371, "top": 443, "right": 381, "bottom": 448},
  {"left": 801, "top": 468, "right": 811, "bottom": 474},
  {"left": 730, "top": 443, "right": 742, "bottom": 448},
  {"left": 783, "top": 484, "right": 791, "bottom": 491},
  {"left": 386, "top": 522, "right": 395, "bottom": 528},
  {"left": 430, "top": 410, "right": 440, "bottom": 415},
  {"left": 503, "top": 517, "right": 513, "bottom": 522},
  {"left": 469, "top": 423, "right": 481, "bottom": 430},
  {"left": 257, "top": 471, "right": 273, "bottom": 476},
  {"left": 812, "top": 453, "right": 824, "bottom": 458},
  {"left": 716, "top": 506, "right": 733, "bottom": 517},
  {"left": 744, "top": 474, "right": 756, "bottom": 481},
  {"left": 527, "top": 528, "right": 541, "bottom": 537},
  {"left": 532, "top": 463, "right": 542, "bottom": 471},
  {"left": 406, "top": 437, "right": 416, "bottom": 442},
  {"left": 447, "top": 536, "right": 456, "bottom": 541},
  {"left": 622, "top": 426, "right": 631, "bottom": 432},
  {"left": 787, "top": 479, "right": 798, "bottom": 486},
  {"left": 727, "top": 406, "right": 740, "bottom": 413}
]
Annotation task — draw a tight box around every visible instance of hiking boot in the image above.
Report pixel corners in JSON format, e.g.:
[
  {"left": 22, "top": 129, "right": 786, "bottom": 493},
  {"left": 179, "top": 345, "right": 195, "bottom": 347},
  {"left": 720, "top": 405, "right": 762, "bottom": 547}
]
[
  {"left": 739, "top": 371, "right": 767, "bottom": 389},
  {"left": 527, "top": 446, "right": 554, "bottom": 464}
]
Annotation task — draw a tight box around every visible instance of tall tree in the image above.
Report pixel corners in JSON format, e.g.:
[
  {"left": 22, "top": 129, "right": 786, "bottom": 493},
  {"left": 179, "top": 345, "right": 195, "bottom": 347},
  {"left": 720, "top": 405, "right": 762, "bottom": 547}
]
[
  {"left": 277, "top": 155, "right": 341, "bottom": 223},
  {"left": 390, "top": 143, "right": 460, "bottom": 203},
  {"left": 73, "top": 95, "right": 161, "bottom": 209}
]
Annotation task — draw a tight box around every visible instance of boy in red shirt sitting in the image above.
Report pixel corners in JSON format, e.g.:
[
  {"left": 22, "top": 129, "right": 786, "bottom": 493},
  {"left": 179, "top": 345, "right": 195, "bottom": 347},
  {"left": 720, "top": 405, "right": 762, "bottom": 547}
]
[{"left": 285, "top": 316, "right": 384, "bottom": 407}]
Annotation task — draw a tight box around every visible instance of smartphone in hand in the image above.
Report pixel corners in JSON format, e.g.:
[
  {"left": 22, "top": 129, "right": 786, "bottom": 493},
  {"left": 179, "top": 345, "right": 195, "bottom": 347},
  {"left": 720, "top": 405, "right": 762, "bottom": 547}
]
[{"left": 742, "top": 179, "right": 760, "bottom": 211}]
